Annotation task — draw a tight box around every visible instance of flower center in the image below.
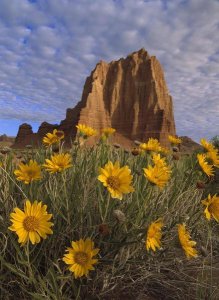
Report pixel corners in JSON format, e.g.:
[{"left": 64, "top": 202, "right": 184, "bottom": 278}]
[
  {"left": 74, "top": 251, "right": 89, "bottom": 266},
  {"left": 26, "top": 169, "right": 37, "bottom": 178},
  {"left": 107, "top": 176, "right": 120, "bottom": 190},
  {"left": 55, "top": 130, "right": 64, "bottom": 138},
  {"left": 23, "top": 216, "right": 39, "bottom": 231},
  {"left": 208, "top": 203, "right": 219, "bottom": 214},
  {"left": 57, "top": 161, "right": 67, "bottom": 168}
]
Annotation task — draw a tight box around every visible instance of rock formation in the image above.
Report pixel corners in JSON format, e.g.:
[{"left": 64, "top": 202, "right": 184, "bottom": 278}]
[
  {"left": 0, "top": 134, "right": 14, "bottom": 142},
  {"left": 13, "top": 48, "right": 176, "bottom": 148},
  {"left": 14, "top": 123, "right": 34, "bottom": 146},
  {"left": 179, "top": 136, "right": 202, "bottom": 153}
]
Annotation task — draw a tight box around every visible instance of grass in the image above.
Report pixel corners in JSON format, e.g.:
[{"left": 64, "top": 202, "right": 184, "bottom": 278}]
[{"left": 0, "top": 141, "right": 219, "bottom": 300}]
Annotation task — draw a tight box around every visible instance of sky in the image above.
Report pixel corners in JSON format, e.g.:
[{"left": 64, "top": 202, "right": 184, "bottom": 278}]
[{"left": 0, "top": 0, "right": 218, "bottom": 142}]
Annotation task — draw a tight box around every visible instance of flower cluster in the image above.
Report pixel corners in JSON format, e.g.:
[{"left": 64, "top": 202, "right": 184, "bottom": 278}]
[
  {"left": 197, "top": 153, "right": 214, "bottom": 177},
  {"left": 146, "top": 220, "right": 198, "bottom": 259},
  {"left": 7, "top": 128, "right": 219, "bottom": 284},
  {"left": 76, "top": 124, "right": 97, "bottom": 138},
  {"left": 9, "top": 200, "right": 99, "bottom": 278},
  {"left": 43, "top": 129, "right": 64, "bottom": 147},
  {"left": 200, "top": 138, "right": 219, "bottom": 168},
  {"left": 143, "top": 154, "right": 172, "bottom": 188},
  {"left": 197, "top": 138, "right": 219, "bottom": 177},
  {"left": 140, "top": 138, "right": 162, "bottom": 152},
  {"left": 168, "top": 135, "right": 182, "bottom": 145}
]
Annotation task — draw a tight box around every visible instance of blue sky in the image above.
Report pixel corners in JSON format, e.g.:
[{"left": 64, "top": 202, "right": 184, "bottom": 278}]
[{"left": 0, "top": 0, "right": 218, "bottom": 142}]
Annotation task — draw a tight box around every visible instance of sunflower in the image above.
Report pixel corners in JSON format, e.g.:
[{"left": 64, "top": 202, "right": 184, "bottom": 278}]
[
  {"left": 143, "top": 164, "right": 171, "bottom": 189},
  {"left": 43, "top": 153, "right": 72, "bottom": 173},
  {"left": 98, "top": 161, "right": 134, "bottom": 200},
  {"left": 76, "top": 124, "right": 97, "bottom": 137},
  {"left": 146, "top": 219, "right": 163, "bottom": 251},
  {"left": 168, "top": 135, "right": 182, "bottom": 145},
  {"left": 14, "top": 160, "right": 42, "bottom": 184},
  {"left": 101, "top": 127, "right": 116, "bottom": 136},
  {"left": 197, "top": 153, "right": 214, "bottom": 177},
  {"left": 43, "top": 129, "right": 64, "bottom": 147},
  {"left": 140, "top": 138, "right": 161, "bottom": 152},
  {"left": 152, "top": 153, "right": 167, "bottom": 167},
  {"left": 63, "top": 238, "right": 99, "bottom": 278},
  {"left": 202, "top": 194, "right": 219, "bottom": 222},
  {"left": 178, "top": 224, "right": 198, "bottom": 259},
  {"left": 200, "top": 138, "right": 215, "bottom": 152},
  {"left": 159, "top": 146, "right": 171, "bottom": 155},
  {"left": 206, "top": 149, "right": 219, "bottom": 167},
  {"left": 8, "top": 200, "right": 53, "bottom": 245}
]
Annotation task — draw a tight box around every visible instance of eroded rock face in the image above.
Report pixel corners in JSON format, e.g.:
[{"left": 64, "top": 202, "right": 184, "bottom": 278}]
[
  {"left": 79, "top": 49, "right": 176, "bottom": 144},
  {"left": 13, "top": 48, "right": 176, "bottom": 148},
  {"left": 37, "top": 122, "right": 58, "bottom": 138},
  {"left": 14, "top": 123, "right": 33, "bottom": 146}
]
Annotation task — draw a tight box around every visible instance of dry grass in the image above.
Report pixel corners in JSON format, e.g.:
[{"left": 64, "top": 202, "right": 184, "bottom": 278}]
[{"left": 0, "top": 142, "right": 218, "bottom": 299}]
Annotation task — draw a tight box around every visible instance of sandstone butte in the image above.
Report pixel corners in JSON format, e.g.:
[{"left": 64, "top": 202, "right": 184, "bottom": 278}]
[{"left": 12, "top": 48, "right": 176, "bottom": 149}]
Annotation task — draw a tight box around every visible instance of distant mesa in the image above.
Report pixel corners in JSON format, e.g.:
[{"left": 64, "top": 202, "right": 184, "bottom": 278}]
[
  {"left": 13, "top": 48, "right": 176, "bottom": 148},
  {"left": 180, "top": 136, "right": 202, "bottom": 153},
  {"left": 0, "top": 134, "right": 14, "bottom": 142},
  {"left": 0, "top": 134, "right": 15, "bottom": 148}
]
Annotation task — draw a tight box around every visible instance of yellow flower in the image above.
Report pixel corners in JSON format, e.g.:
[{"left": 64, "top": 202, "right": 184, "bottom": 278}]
[
  {"left": 143, "top": 164, "right": 171, "bottom": 189},
  {"left": 43, "top": 153, "right": 72, "bottom": 173},
  {"left": 101, "top": 127, "right": 116, "bottom": 136},
  {"left": 159, "top": 147, "right": 171, "bottom": 155},
  {"left": 200, "top": 138, "right": 215, "bottom": 152},
  {"left": 202, "top": 194, "right": 219, "bottom": 222},
  {"left": 43, "top": 129, "right": 64, "bottom": 147},
  {"left": 197, "top": 153, "right": 214, "bottom": 177},
  {"left": 146, "top": 219, "right": 163, "bottom": 251},
  {"left": 152, "top": 153, "right": 167, "bottom": 167},
  {"left": 178, "top": 224, "right": 198, "bottom": 259},
  {"left": 139, "top": 138, "right": 161, "bottom": 152},
  {"left": 63, "top": 238, "right": 99, "bottom": 278},
  {"left": 14, "top": 160, "right": 42, "bottom": 184},
  {"left": 168, "top": 135, "right": 182, "bottom": 145},
  {"left": 98, "top": 161, "right": 134, "bottom": 200},
  {"left": 206, "top": 149, "right": 219, "bottom": 167},
  {"left": 76, "top": 124, "right": 97, "bottom": 137},
  {"left": 8, "top": 200, "right": 53, "bottom": 245}
]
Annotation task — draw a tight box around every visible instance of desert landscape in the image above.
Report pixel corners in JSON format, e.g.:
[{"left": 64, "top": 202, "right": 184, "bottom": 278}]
[{"left": 0, "top": 1, "right": 219, "bottom": 300}]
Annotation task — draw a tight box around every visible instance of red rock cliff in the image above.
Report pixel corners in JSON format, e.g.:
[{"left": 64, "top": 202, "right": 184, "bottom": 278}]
[{"left": 13, "top": 48, "right": 176, "bottom": 148}]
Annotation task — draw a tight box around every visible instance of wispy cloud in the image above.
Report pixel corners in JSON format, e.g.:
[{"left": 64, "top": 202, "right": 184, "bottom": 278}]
[{"left": 0, "top": 0, "right": 218, "bottom": 141}]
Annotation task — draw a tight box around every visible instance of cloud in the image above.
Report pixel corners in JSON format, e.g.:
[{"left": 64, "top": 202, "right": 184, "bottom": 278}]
[{"left": 0, "top": 0, "right": 218, "bottom": 141}]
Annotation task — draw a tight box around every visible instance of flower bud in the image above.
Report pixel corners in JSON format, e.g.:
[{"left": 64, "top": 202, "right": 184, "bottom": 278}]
[
  {"left": 113, "top": 209, "right": 126, "bottom": 223},
  {"left": 196, "top": 181, "right": 205, "bottom": 189},
  {"left": 131, "top": 147, "right": 141, "bottom": 156},
  {"left": 172, "top": 146, "right": 179, "bottom": 152},
  {"left": 134, "top": 140, "right": 141, "bottom": 146},
  {"left": 98, "top": 223, "right": 110, "bottom": 236},
  {"left": 113, "top": 143, "right": 121, "bottom": 149},
  {"left": 172, "top": 153, "right": 180, "bottom": 160}
]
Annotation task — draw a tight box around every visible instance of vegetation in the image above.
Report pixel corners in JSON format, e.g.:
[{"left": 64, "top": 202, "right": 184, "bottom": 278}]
[
  {"left": 0, "top": 130, "right": 219, "bottom": 300},
  {"left": 211, "top": 135, "right": 219, "bottom": 149}
]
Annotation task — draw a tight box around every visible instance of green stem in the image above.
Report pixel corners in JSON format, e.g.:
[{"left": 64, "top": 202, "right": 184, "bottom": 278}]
[
  {"left": 62, "top": 172, "right": 70, "bottom": 225},
  {"left": 103, "top": 194, "right": 111, "bottom": 222},
  {"left": 25, "top": 241, "right": 33, "bottom": 281},
  {"left": 0, "top": 166, "right": 27, "bottom": 198}
]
